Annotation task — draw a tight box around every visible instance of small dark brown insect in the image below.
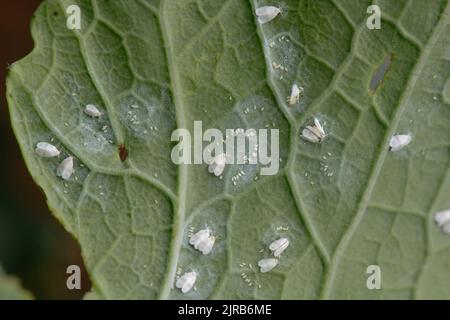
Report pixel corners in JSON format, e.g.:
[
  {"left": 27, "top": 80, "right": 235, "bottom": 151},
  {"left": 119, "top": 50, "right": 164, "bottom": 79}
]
[{"left": 118, "top": 144, "right": 128, "bottom": 162}]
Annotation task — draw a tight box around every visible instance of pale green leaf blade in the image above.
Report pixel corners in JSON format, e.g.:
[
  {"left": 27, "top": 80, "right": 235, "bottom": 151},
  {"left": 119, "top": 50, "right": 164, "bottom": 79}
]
[
  {"left": 0, "top": 266, "right": 33, "bottom": 300},
  {"left": 6, "top": 0, "right": 450, "bottom": 299}
]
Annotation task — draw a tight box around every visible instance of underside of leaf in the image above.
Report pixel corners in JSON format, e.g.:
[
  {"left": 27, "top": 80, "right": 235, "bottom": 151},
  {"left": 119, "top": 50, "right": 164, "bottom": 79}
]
[{"left": 6, "top": 0, "right": 450, "bottom": 299}]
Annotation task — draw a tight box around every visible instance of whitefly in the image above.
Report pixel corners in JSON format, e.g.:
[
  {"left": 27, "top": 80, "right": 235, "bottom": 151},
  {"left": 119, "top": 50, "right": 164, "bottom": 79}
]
[
  {"left": 434, "top": 209, "right": 450, "bottom": 234},
  {"left": 389, "top": 134, "right": 411, "bottom": 152},
  {"left": 35, "top": 142, "right": 60, "bottom": 158},
  {"left": 56, "top": 156, "right": 75, "bottom": 180},
  {"left": 255, "top": 6, "right": 281, "bottom": 24},
  {"left": 176, "top": 271, "right": 198, "bottom": 293},
  {"left": 287, "top": 84, "right": 303, "bottom": 106},
  {"left": 269, "top": 237, "right": 289, "bottom": 257},
  {"left": 84, "top": 104, "right": 102, "bottom": 118},
  {"left": 301, "top": 118, "right": 326, "bottom": 143},
  {"left": 258, "top": 258, "right": 279, "bottom": 273},
  {"left": 189, "top": 228, "right": 215, "bottom": 255},
  {"left": 208, "top": 153, "right": 227, "bottom": 176}
]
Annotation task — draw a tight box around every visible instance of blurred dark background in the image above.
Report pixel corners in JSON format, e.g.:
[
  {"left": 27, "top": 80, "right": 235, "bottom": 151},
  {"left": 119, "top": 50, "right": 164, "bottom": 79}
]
[{"left": 0, "top": 0, "right": 90, "bottom": 299}]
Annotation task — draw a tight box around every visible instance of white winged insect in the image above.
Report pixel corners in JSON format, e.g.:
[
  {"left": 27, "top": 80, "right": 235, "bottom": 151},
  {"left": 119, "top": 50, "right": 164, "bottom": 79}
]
[
  {"left": 208, "top": 153, "right": 227, "bottom": 177},
  {"left": 176, "top": 271, "right": 198, "bottom": 293},
  {"left": 389, "top": 134, "right": 411, "bottom": 152},
  {"left": 189, "top": 228, "right": 215, "bottom": 255},
  {"left": 258, "top": 258, "right": 279, "bottom": 273},
  {"left": 301, "top": 118, "right": 326, "bottom": 143},
  {"left": 84, "top": 104, "right": 102, "bottom": 118},
  {"left": 57, "top": 156, "right": 75, "bottom": 180},
  {"left": 287, "top": 84, "right": 303, "bottom": 106},
  {"left": 255, "top": 6, "right": 281, "bottom": 24},
  {"left": 35, "top": 142, "right": 60, "bottom": 158},
  {"left": 434, "top": 209, "right": 450, "bottom": 234},
  {"left": 269, "top": 238, "right": 289, "bottom": 257}
]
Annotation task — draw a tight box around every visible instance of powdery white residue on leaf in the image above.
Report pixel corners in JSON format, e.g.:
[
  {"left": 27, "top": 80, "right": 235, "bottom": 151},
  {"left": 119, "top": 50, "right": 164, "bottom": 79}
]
[
  {"left": 78, "top": 122, "right": 115, "bottom": 155},
  {"left": 117, "top": 90, "right": 174, "bottom": 140}
]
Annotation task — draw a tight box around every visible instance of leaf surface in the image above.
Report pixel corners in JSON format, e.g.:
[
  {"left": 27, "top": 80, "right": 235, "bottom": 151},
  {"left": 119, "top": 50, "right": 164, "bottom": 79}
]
[
  {"left": 6, "top": 0, "right": 450, "bottom": 299},
  {"left": 0, "top": 266, "right": 33, "bottom": 300}
]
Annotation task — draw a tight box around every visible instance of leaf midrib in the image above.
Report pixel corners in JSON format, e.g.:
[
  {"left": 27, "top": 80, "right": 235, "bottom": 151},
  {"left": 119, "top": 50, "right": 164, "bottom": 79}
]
[{"left": 154, "top": 0, "right": 188, "bottom": 299}]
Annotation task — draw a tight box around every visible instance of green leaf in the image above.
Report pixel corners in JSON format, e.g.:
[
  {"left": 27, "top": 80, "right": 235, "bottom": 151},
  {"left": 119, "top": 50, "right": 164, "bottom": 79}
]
[
  {"left": 6, "top": 0, "right": 450, "bottom": 299},
  {"left": 0, "top": 266, "right": 33, "bottom": 300}
]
